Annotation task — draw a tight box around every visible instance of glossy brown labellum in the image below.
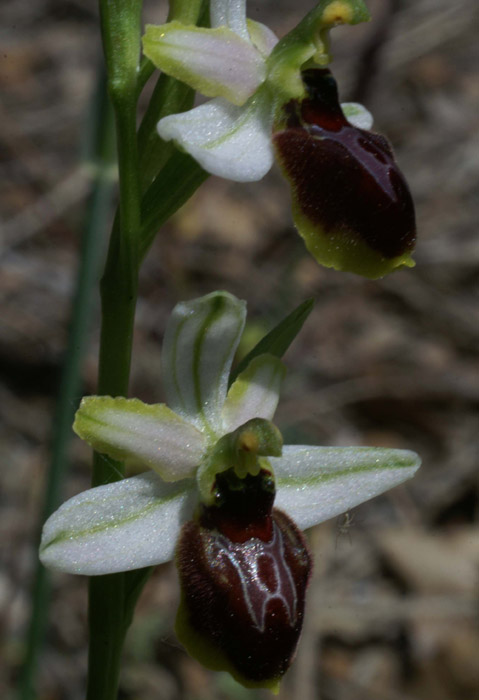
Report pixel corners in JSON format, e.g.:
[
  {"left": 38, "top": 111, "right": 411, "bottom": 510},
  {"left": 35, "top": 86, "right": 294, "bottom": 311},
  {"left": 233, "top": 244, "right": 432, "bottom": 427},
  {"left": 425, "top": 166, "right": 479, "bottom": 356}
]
[
  {"left": 273, "top": 69, "right": 416, "bottom": 262},
  {"left": 176, "top": 470, "right": 312, "bottom": 687}
]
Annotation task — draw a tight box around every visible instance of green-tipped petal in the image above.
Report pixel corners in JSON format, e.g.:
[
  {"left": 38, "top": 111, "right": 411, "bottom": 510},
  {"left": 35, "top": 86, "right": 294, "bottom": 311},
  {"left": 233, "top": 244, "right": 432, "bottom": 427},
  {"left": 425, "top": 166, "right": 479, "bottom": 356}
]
[
  {"left": 73, "top": 397, "right": 206, "bottom": 481},
  {"left": 222, "top": 354, "right": 286, "bottom": 433},
  {"left": 162, "top": 291, "right": 246, "bottom": 434},
  {"left": 143, "top": 22, "right": 265, "bottom": 106},
  {"left": 247, "top": 19, "right": 278, "bottom": 57},
  {"left": 273, "top": 446, "right": 421, "bottom": 530},
  {"left": 40, "top": 473, "right": 196, "bottom": 575},
  {"left": 158, "top": 92, "right": 274, "bottom": 182}
]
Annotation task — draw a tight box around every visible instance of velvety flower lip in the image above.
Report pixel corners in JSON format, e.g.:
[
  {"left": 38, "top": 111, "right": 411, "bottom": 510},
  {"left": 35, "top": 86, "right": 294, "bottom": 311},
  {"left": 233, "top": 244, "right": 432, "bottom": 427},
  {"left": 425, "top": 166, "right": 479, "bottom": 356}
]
[
  {"left": 40, "top": 291, "right": 421, "bottom": 577},
  {"left": 273, "top": 68, "right": 417, "bottom": 278},
  {"left": 142, "top": 0, "right": 417, "bottom": 278},
  {"left": 175, "top": 470, "right": 312, "bottom": 691}
]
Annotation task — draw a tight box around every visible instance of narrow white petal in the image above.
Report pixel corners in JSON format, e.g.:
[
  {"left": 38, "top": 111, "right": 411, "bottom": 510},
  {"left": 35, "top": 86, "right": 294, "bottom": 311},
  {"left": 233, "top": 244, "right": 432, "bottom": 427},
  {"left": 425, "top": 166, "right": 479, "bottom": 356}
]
[
  {"left": 222, "top": 354, "right": 286, "bottom": 433},
  {"left": 247, "top": 19, "right": 279, "bottom": 56},
  {"left": 143, "top": 23, "right": 265, "bottom": 106},
  {"left": 158, "top": 93, "right": 274, "bottom": 182},
  {"left": 74, "top": 397, "right": 206, "bottom": 481},
  {"left": 211, "top": 0, "right": 249, "bottom": 41},
  {"left": 40, "top": 473, "right": 196, "bottom": 575},
  {"left": 341, "top": 102, "right": 374, "bottom": 130},
  {"left": 162, "top": 291, "right": 246, "bottom": 434},
  {"left": 273, "top": 446, "right": 420, "bottom": 530}
]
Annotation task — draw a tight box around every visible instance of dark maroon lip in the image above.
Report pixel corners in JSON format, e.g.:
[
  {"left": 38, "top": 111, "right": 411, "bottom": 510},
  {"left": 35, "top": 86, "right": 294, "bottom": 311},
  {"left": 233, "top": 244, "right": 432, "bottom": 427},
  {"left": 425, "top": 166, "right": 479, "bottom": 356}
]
[
  {"left": 177, "top": 509, "right": 311, "bottom": 683},
  {"left": 273, "top": 68, "right": 416, "bottom": 260},
  {"left": 176, "top": 468, "right": 312, "bottom": 684}
]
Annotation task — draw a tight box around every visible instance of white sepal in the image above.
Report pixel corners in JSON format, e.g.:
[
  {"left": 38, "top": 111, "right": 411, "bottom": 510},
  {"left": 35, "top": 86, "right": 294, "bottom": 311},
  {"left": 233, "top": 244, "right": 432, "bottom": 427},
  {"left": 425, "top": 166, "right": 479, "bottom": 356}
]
[
  {"left": 222, "top": 354, "right": 286, "bottom": 433},
  {"left": 73, "top": 397, "right": 206, "bottom": 481},
  {"left": 39, "top": 473, "right": 196, "bottom": 575},
  {"left": 162, "top": 291, "right": 246, "bottom": 433},
  {"left": 273, "top": 446, "right": 420, "bottom": 530},
  {"left": 143, "top": 22, "right": 265, "bottom": 106},
  {"left": 158, "top": 93, "right": 274, "bottom": 182}
]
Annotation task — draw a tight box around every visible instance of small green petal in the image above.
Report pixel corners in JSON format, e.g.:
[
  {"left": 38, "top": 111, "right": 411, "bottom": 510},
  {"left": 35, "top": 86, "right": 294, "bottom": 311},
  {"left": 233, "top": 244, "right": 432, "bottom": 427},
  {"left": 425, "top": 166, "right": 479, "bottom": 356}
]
[
  {"left": 222, "top": 354, "right": 286, "bottom": 433},
  {"left": 246, "top": 18, "right": 278, "bottom": 57}
]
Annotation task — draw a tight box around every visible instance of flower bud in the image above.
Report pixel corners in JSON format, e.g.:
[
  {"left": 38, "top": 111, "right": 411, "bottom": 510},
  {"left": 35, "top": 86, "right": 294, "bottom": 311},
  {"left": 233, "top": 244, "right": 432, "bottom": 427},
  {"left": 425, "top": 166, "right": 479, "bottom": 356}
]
[
  {"left": 175, "top": 469, "right": 312, "bottom": 690},
  {"left": 273, "top": 68, "right": 416, "bottom": 279}
]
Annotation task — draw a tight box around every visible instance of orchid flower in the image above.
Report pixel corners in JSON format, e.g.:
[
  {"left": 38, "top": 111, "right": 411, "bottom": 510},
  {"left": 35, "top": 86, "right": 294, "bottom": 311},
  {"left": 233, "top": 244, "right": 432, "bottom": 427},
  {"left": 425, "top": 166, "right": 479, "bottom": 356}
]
[
  {"left": 40, "top": 291, "right": 420, "bottom": 690},
  {"left": 142, "top": 0, "right": 417, "bottom": 279}
]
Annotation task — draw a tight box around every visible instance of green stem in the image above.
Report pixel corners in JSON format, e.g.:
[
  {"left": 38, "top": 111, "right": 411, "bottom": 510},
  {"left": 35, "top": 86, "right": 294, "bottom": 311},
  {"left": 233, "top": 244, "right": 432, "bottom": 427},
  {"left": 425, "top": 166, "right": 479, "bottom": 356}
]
[
  {"left": 94, "top": 96, "right": 140, "bottom": 404},
  {"left": 87, "top": 2, "right": 211, "bottom": 696},
  {"left": 137, "top": 0, "right": 208, "bottom": 188},
  {"left": 87, "top": 100, "right": 140, "bottom": 700},
  {"left": 87, "top": 575, "right": 127, "bottom": 700},
  {"left": 17, "top": 69, "right": 115, "bottom": 700},
  {"left": 87, "top": 3, "right": 142, "bottom": 698}
]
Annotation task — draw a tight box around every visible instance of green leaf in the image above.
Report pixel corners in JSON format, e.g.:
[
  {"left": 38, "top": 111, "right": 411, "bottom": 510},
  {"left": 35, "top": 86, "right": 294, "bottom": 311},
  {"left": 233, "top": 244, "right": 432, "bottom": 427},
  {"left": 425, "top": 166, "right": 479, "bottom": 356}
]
[
  {"left": 140, "top": 151, "right": 208, "bottom": 260},
  {"left": 230, "top": 298, "right": 314, "bottom": 384}
]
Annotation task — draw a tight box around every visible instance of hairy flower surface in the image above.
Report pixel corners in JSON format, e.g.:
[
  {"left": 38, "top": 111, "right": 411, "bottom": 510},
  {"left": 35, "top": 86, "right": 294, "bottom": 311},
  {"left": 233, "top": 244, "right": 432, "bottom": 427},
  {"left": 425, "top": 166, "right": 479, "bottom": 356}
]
[
  {"left": 40, "top": 291, "right": 420, "bottom": 688},
  {"left": 143, "top": 0, "right": 416, "bottom": 278}
]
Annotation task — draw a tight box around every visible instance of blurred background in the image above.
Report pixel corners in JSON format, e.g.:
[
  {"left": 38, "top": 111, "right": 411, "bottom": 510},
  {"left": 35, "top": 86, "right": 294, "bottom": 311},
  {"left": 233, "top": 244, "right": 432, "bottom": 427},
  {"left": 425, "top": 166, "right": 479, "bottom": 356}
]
[{"left": 1, "top": 0, "right": 478, "bottom": 698}]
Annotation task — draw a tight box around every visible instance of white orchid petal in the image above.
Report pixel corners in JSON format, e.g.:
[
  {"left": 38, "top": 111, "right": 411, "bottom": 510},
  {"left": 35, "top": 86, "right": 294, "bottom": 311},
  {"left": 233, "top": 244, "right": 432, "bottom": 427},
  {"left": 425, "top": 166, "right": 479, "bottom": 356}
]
[
  {"left": 73, "top": 397, "right": 206, "bottom": 481},
  {"left": 40, "top": 473, "right": 196, "bottom": 575},
  {"left": 143, "top": 22, "right": 265, "bottom": 106},
  {"left": 273, "top": 446, "right": 420, "bottom": 530},
  {"left": 158, "top": 94, "right": 274, "bottom": 182},
  {"left": 211, "top": 0, "right": 249, "bottom": 41},
  {"left": 341, "top": 102, "right": 374, "bottom": 130},
  {"left": 162, "top": 291, "right": 246, "bottom": 434},
  {"left": 247, "top": 19, "right": 279, "bottom": 56},
  {"left": 222, "top": 354, "right": 286, "bottom": 433}
]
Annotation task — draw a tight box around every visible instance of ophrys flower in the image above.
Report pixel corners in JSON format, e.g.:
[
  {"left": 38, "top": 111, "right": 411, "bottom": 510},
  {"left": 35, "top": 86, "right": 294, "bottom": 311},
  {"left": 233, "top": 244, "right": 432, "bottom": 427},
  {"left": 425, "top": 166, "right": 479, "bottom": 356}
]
[
  {"left": 143, "top": 0, "right": 417, "bottom": 278},
  {"left": 40, "top": 291, "right": 420, "bottom": 689}
]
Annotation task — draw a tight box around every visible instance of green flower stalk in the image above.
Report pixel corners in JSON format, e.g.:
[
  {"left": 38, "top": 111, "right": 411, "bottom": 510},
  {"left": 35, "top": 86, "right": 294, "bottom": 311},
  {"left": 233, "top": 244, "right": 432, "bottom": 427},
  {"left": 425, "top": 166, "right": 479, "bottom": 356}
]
[{"left": 40, "top": 291, "right": 420, "bottom": 690}]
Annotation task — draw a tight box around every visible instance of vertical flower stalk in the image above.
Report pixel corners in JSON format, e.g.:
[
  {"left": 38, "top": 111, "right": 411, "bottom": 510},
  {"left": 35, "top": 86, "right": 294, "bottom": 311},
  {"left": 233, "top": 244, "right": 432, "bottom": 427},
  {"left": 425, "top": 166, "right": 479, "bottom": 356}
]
[{"left": 88, "top": 2, "right": 142, "bottom": 699}]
